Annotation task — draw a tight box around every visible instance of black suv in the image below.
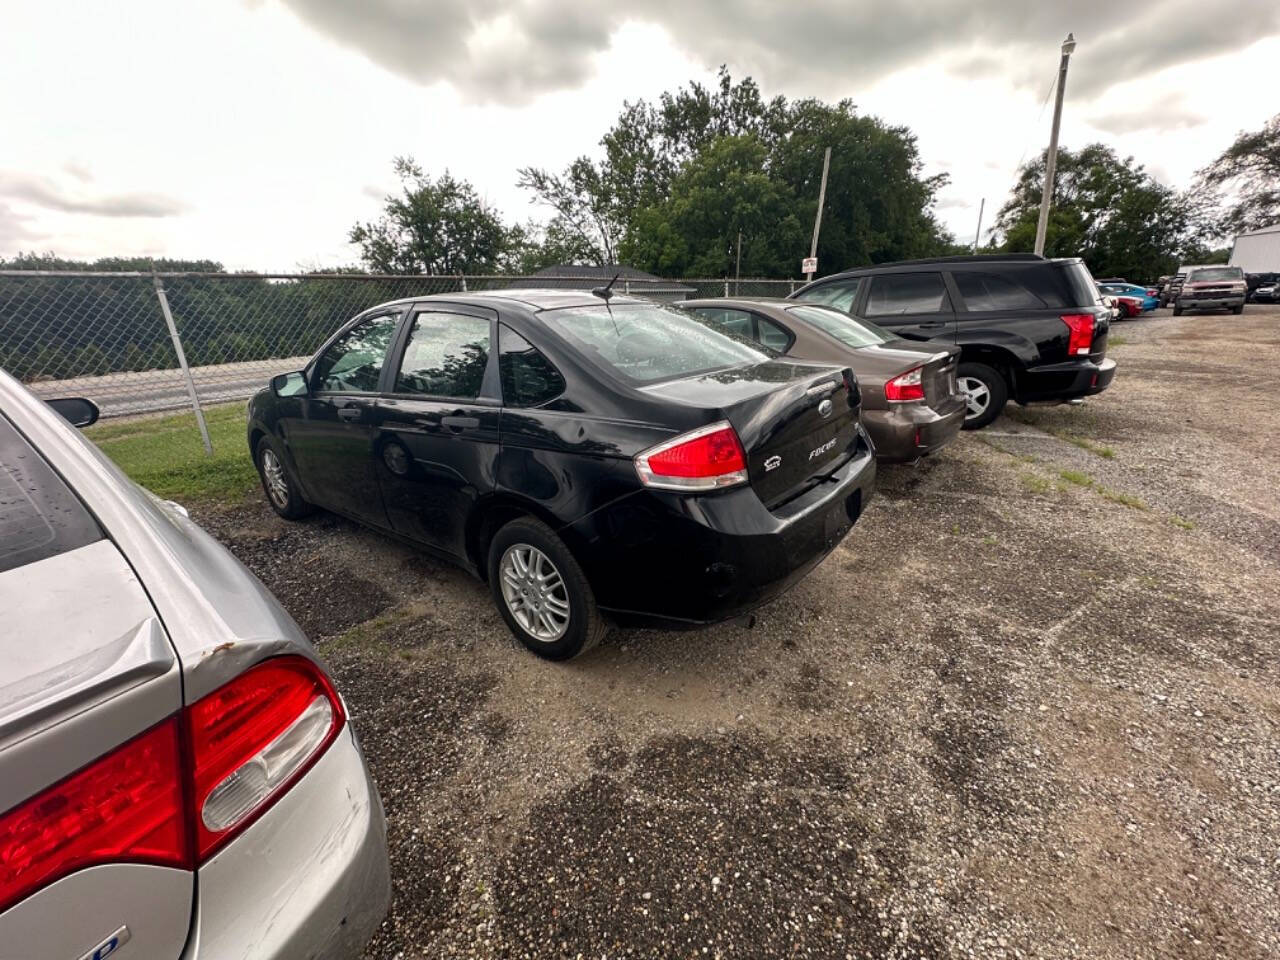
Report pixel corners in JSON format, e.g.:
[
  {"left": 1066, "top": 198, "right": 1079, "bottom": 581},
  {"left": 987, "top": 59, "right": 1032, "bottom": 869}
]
[{"left": 790, "top": 255, "right": 1115, "bottom": 428}]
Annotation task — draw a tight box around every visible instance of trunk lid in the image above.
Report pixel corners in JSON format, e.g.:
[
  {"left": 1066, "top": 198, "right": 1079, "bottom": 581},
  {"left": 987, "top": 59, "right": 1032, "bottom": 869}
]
[
  {"left": 642, "top": 359, "right": 860, "bottom": 510},
  {"left": 0, "top": 539, "right": 192, "bottom": 950}
]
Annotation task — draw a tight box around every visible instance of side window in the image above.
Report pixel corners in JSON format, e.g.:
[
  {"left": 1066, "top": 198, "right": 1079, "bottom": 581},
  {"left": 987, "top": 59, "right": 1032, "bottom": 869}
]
[
  {"left": 795, "top": 278, "right": 862, "bottom": 313},
  {"left": 499, "top": 325, "right": 565, "bottom": 407},
  {"left": 953, "top": 272, "right": 1046, "bottom": 311},
  {"left": 756, "top": 317, "right": 791, "bottom": 352},
  {"left": 0, "top": 414, "right": 103, "bottom": 574},
  {"left": 692, "top": 308, "right": 755, "bottom": 340},
  {"left": 394, "top": 311, "right": 491, "bottom": 398},
  {"left": 312, "top": 314, "right": 399, "bottom": 393},
  {"left": 864, "top": 273, "right": 948, "bottom": 316}
]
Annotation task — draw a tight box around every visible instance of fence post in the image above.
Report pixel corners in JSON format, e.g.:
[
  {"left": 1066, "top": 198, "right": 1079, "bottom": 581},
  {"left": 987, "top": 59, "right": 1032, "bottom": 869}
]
[
  {"left": 724, "top": 279, "right": 730, "bottom": 296},
  {"left": 459, "top": 274, "right": 468, "bottom": 292},
  {"left": 151, "top": 270, "right": 213, "bottom": 455},
  {"left": 790, "top": 281, "right": 796, "bottom": 294}
]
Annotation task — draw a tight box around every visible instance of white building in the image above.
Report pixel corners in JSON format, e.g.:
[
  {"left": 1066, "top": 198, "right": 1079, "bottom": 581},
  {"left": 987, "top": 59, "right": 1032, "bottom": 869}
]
[{"left": 1229, "top": 223, "right": 1280, "bottom": 272}]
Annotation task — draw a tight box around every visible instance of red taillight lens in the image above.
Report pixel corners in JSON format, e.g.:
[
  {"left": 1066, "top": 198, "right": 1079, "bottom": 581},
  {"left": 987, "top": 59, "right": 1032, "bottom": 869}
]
[
  {"left": 0, "top": 719, "right": 189, "bottom": 914},
  {"left": 884, "top": 365, "right": 925, "bottom": 402},
  {"left": 635, "top": 421, "right": 748, "bottom": 492},
  {"left": 187, "top": 656, "right": 344, "bottom": 859},
  {"left": 1146, "top": 289, "right": 1157, "bottom": 297},
  {"left": 1061, "top": 314, "right": 1095, "bottom": 356}
]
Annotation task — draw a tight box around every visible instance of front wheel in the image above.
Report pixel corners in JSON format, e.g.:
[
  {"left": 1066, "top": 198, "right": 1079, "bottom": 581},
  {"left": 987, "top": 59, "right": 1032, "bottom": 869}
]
[
  {"left": 487, "top": 517, "right": 607, "bottom": 660},
  {"left": 1232, "top": 304, "right": 1244, "bottom": 315},
  {"left": 1173, "top": 303, "right": 1184, "bottom": 316},
  {"left": 957, "top": 362, "right": 1009, "bottom": 430},
  {"left": 256, "top": 437, "right": 313, "bottom": 520}
]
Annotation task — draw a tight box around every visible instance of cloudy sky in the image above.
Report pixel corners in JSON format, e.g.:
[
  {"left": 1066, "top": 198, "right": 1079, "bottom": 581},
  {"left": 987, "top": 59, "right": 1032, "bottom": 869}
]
[{"left": 2, "top": 0, "right": 1277, "bottom": 271}]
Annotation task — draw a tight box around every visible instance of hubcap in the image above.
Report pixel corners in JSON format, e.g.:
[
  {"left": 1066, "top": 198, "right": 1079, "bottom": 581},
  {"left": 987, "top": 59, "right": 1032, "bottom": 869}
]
[
  {"left": 499, "top": 544, "right": 570, "bottom": 643},
  {"left": 261, "top": 448, "right": 289, "bottom": 508},
  {"left": 958, "top": 376, "right": 990, "bottom": 420}
]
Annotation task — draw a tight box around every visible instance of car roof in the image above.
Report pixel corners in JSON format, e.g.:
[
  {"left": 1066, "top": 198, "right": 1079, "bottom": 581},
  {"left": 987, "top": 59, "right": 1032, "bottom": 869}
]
[
  {"left": 361, "top": 288, "right": 651, "bottom": 314},
  {"left": 805, "top": 254, "right": 1081, "bottom": 283}
]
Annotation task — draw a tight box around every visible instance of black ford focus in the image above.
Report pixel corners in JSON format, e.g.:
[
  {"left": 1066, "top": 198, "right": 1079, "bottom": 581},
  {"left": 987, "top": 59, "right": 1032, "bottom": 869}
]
[{"left": 247, "top": 290, "right": 875, "bottom": 659}]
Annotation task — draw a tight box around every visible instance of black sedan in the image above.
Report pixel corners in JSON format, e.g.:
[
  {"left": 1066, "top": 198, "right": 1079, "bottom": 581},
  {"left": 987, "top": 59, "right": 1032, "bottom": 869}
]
[{"left": 247, "top": 290, "right": 876, "bottom": 659}]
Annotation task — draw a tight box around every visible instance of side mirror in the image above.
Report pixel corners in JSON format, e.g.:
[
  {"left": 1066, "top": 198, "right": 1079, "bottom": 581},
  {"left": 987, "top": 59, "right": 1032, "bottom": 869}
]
[
  {"left": 271, "top": 371, "right": 309, "bottom": 398},
  {"left": 46, "top": 397, "right": 100, "bottom": 428}
]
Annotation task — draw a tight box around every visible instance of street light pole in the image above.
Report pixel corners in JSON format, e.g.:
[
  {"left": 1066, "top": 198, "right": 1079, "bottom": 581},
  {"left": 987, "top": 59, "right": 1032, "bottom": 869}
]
[{"left": 1033, "top": 33, "right": 1076, "bottom": 257}]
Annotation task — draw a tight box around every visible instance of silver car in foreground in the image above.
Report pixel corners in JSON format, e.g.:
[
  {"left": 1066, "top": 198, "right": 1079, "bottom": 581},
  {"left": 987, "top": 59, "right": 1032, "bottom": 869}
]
[{"left": 0, "top": 370, "right": 390, "bottom": 959}]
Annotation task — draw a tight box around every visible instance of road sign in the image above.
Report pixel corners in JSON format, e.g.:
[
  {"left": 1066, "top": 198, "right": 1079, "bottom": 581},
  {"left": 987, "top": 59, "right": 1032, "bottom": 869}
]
[{"left": 801, "top": 256, "right": 817, "bottom": 275}]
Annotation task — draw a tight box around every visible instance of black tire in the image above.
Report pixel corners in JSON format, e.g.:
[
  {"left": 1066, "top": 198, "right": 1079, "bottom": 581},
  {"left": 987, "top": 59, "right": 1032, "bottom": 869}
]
[
  {"left": 255, "top": 436, "right": 314, "bottom": 520},
  {"left": 1173, "top": 303, "right": 1184, "bottom": 316},
  {"left": 487, "top": 516, "right": 607, "bottom": 661},
  {"left": 1232, "top": 304, "right": 1244, "bottom": 315},
  {"left": 957, "top": 361, "right": 1009, "bottom": 431}
]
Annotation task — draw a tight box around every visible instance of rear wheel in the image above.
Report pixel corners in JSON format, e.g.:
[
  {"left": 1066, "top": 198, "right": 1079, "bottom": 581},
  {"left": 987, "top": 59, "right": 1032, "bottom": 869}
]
[
  {"left": 256, "top": 436, "right": 313, "bottom": 520},
  {"left": 487, "top": 516, "right": 607, "bottom": 660},
  {"left": 957, "top": 362, "right": 1008, "bottom": 430}
]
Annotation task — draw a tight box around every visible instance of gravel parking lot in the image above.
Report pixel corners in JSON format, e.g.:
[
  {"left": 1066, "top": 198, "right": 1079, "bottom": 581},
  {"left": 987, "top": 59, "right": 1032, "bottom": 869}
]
[{"left": 197, "top": 304, "right": 1280, "bottom": 959}]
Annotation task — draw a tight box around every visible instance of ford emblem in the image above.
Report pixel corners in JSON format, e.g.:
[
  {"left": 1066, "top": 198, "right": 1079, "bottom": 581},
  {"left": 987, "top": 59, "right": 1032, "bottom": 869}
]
[{"left": 818, "top": 398, "right": 833, "bottom": 418}]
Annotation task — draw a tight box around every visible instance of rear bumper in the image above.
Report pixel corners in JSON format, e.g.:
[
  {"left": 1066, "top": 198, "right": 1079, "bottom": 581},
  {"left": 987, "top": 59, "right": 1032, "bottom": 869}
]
[
  {"left": 1016, "top": 357, "right": 1116, "bottom": 403},
  {"left": 578, "top": 427, "right": 876, "bottom": 628},
  {"left": 181, "top": 723, "right": 390, "bottom": 960},
  {"left": 863, "top": 400, "right": 965, "bottom": 463}
]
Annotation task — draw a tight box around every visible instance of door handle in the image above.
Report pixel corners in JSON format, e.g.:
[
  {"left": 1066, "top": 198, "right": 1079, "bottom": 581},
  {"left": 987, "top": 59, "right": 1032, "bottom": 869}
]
[
  {"left": 441, "top": 414, "right": 480, "bottom": 430},
  {"left": 336, "top": 406, "right": 363, "bottom": 421},
  {"left": 919, "top": 320, "right": 947, "bottom": 328}
]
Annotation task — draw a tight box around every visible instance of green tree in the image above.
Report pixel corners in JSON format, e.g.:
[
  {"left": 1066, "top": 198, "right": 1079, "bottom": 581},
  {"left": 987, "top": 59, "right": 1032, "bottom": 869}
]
[
  {"left": 1196, "top": 113, "right": 1280, "bottom": 235},
  {"left": 519, "top": 68, "right": 954, "bottom": 275},
  {"left": 622, "top": 135, "right": 804, "bottom": 277},
  {"left": 993, "top": 144, "right": 1206, "bottom": 280},
  {"left": 351, "top": 158, "right": 516, "bottom": 274}
]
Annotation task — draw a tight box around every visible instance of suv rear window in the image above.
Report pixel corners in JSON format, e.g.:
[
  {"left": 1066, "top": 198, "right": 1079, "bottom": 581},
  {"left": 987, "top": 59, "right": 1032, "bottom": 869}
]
[
  {"left": 1054, "top": 261, "right": 1104, "bottom": 307},
  {"left": 954, "top": 272, "right": 1046, "bottom": 311},
  {"left": 541, "top": 303, "right": 769, "bottom": 383},
  {"left": 0, "top": 413, "right": 103, "bottom": 573}
]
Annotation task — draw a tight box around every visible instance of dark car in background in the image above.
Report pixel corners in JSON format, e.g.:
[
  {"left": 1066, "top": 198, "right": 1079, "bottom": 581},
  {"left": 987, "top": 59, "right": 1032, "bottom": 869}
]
[
  {"left": 680, "top": 298, "right": 964, "bottom": 462},
  {"left": 247, "top": 291, "right": 875, "bottom": 660},
  {"left": 1246, "top": 272, "right": 1279, "bottom": 303},
  {"left": 790, "top": 254, "right": 1115, "bottom": 429}
]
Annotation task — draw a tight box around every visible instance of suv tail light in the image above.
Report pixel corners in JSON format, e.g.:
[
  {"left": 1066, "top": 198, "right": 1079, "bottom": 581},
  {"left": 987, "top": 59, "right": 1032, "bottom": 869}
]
[
  {"left": 634, "top": 421, "right": 748, "bottom": 492},
  {"left": 187, "top": 656, "right": 344, "bottom": 859},
  {"left": 0, "top": 656, "right": 344, "bottom": 912},
  {"left": 1061, "top": 314, "right": 1095, "bottom": 356},
  {"left": 884, "top": 366, "right": 925, "bottom": 403}
]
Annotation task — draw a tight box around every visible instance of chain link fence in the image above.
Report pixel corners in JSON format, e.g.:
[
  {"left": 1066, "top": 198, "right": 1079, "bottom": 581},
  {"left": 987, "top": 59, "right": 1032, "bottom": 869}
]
[{"left": 0, "top": 271, "right": 799, "bottom": 447}]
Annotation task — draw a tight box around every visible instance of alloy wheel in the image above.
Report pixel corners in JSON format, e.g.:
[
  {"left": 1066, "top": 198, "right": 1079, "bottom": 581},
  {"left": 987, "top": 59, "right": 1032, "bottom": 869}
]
[
  {"left": 958, "top": 376, "right": 991, "bottom": 421},
  {"left": 499, "top": 544, "right": 570, "bottom": 642},
  {"left": 261, "top": 448, "right": 290, "bottom": 508}
]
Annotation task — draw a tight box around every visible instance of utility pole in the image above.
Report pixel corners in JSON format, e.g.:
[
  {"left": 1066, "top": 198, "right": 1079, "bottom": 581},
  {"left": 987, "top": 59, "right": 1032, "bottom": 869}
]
[
  {"left": 972, "top": 198, "right": 985, "bottom": 253},
  {"left": 805, "top": 146, "right": 832, "bottom": 282},
  {"left": 1034, "top": 33, "right": 1076, "bottom": 256},
  {"left": 735, "top": 229, "right": 742, "bottom": 295}
]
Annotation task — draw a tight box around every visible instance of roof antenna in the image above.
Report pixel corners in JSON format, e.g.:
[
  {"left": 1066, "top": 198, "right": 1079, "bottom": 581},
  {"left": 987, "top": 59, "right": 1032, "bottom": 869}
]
[
  {"left": 592, "top": 272, "right": 622, "bottom": 335},
  {"left": 591, "top": 272, "right": 621, "bottom": 301}
]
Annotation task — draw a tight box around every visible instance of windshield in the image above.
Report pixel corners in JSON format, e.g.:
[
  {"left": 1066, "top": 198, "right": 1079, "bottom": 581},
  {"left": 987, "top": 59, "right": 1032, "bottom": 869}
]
[
  {"left": 541, "top": 302, "right": 771, "bottom": 383},
  {"left": 785, "top": 304, "right": 893, "bottom": 348},
  {"left": 1188, "top": 267, "right": 1242, "bottom": 282}
]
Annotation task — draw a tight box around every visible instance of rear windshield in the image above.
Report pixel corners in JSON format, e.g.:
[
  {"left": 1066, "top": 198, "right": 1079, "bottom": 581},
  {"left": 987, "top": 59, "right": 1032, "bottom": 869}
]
[
  {"left": 540, "top": 302, "right": 770, "bottom": 383},
  {"left": 785, "top": 304, "right": 893, "bottom": 348},
  {"left": 1188, "top": 267, "right": 1242, "bottom": 282},
  {"left": 0, "top": 413, "right": 103, "bottom": 573}
]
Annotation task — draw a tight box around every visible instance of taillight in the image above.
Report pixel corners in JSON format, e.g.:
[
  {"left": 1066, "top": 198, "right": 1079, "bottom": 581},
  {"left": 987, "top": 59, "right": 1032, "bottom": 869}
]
[
  {"left": 884, "top": 366, "right": 925, "bottom": 403},
  {"left": 1061, "top": 314, "right": 1095, "bottom": 356},
  {"left": 0, "top": 719, "right": 189, "bottom": 914},
  {"left": 0, "top": 657, "right": 345, "bottom": 911},
  {"left": 1146, "top": 289, "right": 1157, "bottom": 297},
  {"left": 187, "top": 656, "right": 344, "bottom": 859},
  {"left": 634, "top": 421, "right": 748, "bottom": 492}
]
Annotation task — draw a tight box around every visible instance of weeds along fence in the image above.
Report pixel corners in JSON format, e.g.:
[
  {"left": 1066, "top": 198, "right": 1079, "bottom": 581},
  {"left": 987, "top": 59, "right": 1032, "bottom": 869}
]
[{"left": 0, "top": 271, "right": 798, "bottom": 450}]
